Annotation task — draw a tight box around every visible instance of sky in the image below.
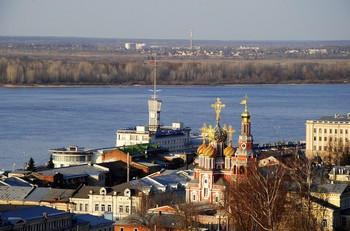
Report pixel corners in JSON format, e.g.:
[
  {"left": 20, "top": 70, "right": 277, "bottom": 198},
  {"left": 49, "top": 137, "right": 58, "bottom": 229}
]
[{"left": 0, "top": 0, "right": 349, "bottom": 41}]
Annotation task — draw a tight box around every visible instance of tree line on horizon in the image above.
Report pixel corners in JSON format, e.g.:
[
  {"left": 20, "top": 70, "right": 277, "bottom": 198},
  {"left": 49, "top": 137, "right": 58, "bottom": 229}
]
[{"left": 0, "top": 57, "right": 349, "bottom": 85}]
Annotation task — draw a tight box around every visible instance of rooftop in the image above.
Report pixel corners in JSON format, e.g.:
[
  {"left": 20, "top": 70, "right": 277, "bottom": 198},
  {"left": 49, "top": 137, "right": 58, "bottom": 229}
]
[
  {"left": 74, "top": 214, "right": 114, "bottom": 228},
  {"left": 0, "top": 176, "right": 34, "bottom": 187},
  {"left": 0, "top": 186, "right": 34, "bottom": 201},
  {"left": 1, "top": 206, "right": 70, "bottom": 223},
  {"left": 49, "top": 145, "right": 93, "bottom": 154},
  {"left": 117, "top": 143, "right": 167, "bottom": 156},
  {"left": 37, "top": 164, "right": 108, "bottom": 178},
  {"left": 310, "top": 113, "right": 350, "bottom": 122}
]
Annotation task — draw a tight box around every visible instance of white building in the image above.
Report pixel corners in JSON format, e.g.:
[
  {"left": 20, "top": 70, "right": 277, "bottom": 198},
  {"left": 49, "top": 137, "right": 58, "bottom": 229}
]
[
  {"left": 70, "top": 185, "right": 142, "bottom": 221},
  {"left": 50, "top": 146, "right": 93, "bottom": 168},
  {"left": 305, "top": 113, "right": 350, "bottom": 159}
]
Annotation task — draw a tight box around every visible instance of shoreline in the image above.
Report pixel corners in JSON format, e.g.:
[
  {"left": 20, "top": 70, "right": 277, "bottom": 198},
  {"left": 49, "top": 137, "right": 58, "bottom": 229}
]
[{"left": 1, "top": 82, "right": 349, "bottom": 88}]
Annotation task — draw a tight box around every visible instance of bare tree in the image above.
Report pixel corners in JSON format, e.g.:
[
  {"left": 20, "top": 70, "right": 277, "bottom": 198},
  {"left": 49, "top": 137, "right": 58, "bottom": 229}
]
[
  {"left": 174, "top": 202, "right": 202, "bottom": 231},
  {"left": 224, "top": 164, "right": 290, "bottom": 231}
]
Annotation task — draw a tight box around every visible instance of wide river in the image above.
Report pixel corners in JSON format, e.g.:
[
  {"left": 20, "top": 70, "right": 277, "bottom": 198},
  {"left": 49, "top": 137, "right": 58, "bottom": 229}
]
[{"left": 0, "top": 84, "right": 349, "bottom": 170}]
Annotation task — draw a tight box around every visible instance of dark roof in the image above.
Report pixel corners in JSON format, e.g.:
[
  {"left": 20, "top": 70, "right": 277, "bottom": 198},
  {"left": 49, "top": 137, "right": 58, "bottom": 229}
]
[
  {"left": 73, "top": 184, "right": 139, "bottom": 198},
  {"left": 72, "top": 186, "right": 104, "bottom": 199},
  {"left": 40, "top": 188, "right": 75, "bottom": 202},
  {"left": 111, "top": 181, "right": 137, "bottom": 195},
  {"left": 1, "top": 206, "right": 70, "bottom": 221},
  {"left": 23, "top": 187, "right": 49, "bottom": 202},
  {"left": 0, "top": 204, "right": 37, "bottom": 213},
  {"left": 0, "top": 177, "right": 33, "bottom": 187},
  {"left": 319, "top": 114, "right": 350, "bottom": 122},
  {"left": 38, "top": 164, "right": 108, "bottom": 178},
  {"left": 74, "top": 214, "right": 114, "bottom": 228},
  {"left": 95, "top": 161, "right": 141, "bottom": 175}
]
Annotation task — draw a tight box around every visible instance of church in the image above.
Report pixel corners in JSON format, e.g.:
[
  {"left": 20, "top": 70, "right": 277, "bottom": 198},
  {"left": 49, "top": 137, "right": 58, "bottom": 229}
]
[{"left": 186, "top": 97, "right": 257, "bottom": 204}]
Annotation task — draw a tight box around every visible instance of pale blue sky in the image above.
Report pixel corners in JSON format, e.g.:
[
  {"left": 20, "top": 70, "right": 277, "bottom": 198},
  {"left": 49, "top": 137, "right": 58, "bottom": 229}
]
[{"left": 0, "top": 0, "right": 349, "bottom": 40}]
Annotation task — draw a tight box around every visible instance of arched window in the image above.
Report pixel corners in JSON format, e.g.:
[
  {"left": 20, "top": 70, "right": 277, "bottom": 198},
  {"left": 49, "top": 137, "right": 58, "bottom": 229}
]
[{"left": 233, "top": 165, "right": 237, "bottom": 174}]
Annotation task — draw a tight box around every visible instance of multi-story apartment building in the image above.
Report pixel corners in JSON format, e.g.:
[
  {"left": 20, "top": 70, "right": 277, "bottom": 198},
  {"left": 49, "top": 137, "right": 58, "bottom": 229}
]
[{"left": 305, "top": 113, "right": 350, "bottom": 159}]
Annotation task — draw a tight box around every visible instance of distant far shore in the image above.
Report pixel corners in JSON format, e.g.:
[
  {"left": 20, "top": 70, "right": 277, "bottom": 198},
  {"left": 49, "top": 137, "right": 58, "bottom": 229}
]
[{"left": 1, "top": 82, "right": 349, "bottom": 88}]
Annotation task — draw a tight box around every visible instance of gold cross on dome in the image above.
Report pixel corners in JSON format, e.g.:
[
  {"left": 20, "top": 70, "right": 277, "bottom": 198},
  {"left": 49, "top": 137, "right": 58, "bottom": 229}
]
[
  {"left": 225, "top": 125, "right": 236, "bottom": 143},
  {"left": 207, "top": 124, "right": 215, "bottom": 141},
  {"left": 199, "top": 123, "right": 208, "bottom": 142},
  {"left": 211, "top": 98, "right": 225, "bottom": 122}
]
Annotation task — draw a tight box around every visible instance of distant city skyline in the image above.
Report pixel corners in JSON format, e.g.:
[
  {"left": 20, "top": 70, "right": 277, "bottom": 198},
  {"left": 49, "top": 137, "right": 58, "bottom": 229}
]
[{"left": 1, "top": 0, "right": 349, "bottom": 41}]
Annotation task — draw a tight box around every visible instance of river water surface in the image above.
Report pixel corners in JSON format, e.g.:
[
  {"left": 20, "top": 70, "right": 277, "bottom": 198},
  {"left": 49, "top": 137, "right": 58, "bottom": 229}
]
[{"left": 1, "top": 84, "right": 349, "bottom": 170}]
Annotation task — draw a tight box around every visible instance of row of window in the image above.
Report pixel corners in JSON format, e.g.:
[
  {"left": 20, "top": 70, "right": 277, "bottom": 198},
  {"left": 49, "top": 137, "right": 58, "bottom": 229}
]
[
  {"left": 75, "top": 203, "right": 89, "bottom": 212},
  {"left": 314, "top": 128, "right": 349, "bottom": 135},
  {"left": 54, "top": 155, "right": 91, "bottom": 162},
  {"left": 191, "top": 191, "right": 220, "bottom": 202},
  {"left": 313, "top": 145, "right": 347, "bottom": 152},
  {"left": 158, "top": 138, "right": 190, "bottom": 145},
  {"left": 80, "top": 203, "right": 136, "bottom": 214},
  {"left": 118, "top": 134, "right": 149, "bottom": 141},
  {"left": 314, "top": 136, "right": 349, "bottom": 142},
  {"left": 95, "top": 204, "right": 113, "bottom": 212}
]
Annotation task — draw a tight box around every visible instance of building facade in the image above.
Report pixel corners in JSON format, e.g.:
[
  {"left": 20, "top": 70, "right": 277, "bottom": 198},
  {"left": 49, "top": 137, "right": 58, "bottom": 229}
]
[
  {"left": 186, "top": 97, "right": 257, "bottom": 204},
  {"left": 50, "top": 146, "right": 94, "bottom": 168},
  {"left": 70, "top": 185, "right": 142, "bottom": 221},
  {"left": 305, "top": 113, "right": 350, "bottom": 159}
]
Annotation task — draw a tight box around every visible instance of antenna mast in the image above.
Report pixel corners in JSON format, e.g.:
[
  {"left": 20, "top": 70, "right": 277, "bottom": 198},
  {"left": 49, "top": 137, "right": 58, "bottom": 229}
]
[
  {"left": 150, "top": 59, "right": 160, "bottom": 99},
  {"left": 190, "top": 29, "right": 193, "bottom": 50}
]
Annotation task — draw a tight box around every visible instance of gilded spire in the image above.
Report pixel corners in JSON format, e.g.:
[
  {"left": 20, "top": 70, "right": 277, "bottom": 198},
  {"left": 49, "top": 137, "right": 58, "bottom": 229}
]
[
  {"left": 211, "top": 98, "right": 225, "bottom": 122},
  {"left": 240, "top": 95, "right": 249, "bottom": 112}
]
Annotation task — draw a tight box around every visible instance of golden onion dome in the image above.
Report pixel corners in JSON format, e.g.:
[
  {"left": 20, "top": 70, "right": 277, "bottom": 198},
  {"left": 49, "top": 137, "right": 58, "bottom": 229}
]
[
  {"left": 241, "top": 110, "right": 251, "bottom": 118},
  {"left": 224, "top": 143, "right": 236, "bottom": 157},
  {"left": 197, "top": 142, "right": 207, "bottom": 155},
  {"left": 214, "top": 122, "right": 227, "bottom": 143},
  {"left": 203, "top": 145, "right": 215, "bottom": 158}
]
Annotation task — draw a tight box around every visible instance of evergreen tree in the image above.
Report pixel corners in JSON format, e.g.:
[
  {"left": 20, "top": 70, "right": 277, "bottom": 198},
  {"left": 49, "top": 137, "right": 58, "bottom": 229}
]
[
  {"left": 46, "top": 155, "right": 54, "bottom": 169},
  {"left": 26, "top": 157, "right": 37, "bottom": 172}
]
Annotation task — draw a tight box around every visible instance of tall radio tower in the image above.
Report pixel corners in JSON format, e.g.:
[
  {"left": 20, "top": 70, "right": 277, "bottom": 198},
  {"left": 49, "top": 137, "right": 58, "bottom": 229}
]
[{"left": 190, "top": 29, "right": 193, "bottom": 50}]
